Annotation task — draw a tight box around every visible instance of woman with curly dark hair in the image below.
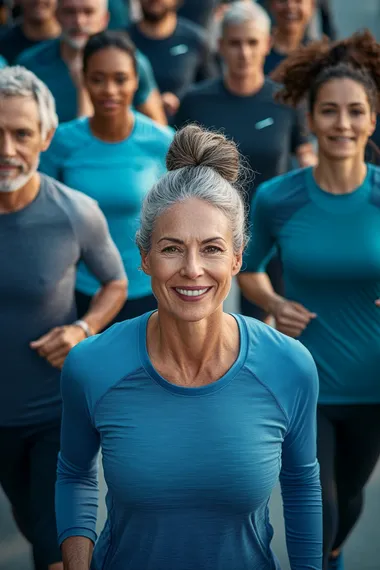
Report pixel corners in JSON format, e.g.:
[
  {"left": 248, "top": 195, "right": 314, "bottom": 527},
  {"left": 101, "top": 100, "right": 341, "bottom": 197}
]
[{"left": 239, "top": 30, "right": 380, "bottom": 570}]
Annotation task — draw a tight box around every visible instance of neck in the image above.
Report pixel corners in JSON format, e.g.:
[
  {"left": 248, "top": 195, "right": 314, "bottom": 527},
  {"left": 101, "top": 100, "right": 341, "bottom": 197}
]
[
  {"left": 224, "top": 70, "right": 265, "bottom": 96},
  {"left": 22, "top": 18, "right": 60, "bottom": 41},
  {"left": 138, "top": 12, "right": 177, "bottom": 39},
  {"left": 314, "top": 155, "right": 367, "bottom": 195},
  {"left": 60, "top": 39, "right": 81, "bottom": 63},
  {"left": 89, "top": 109, "right": 134, "bottom": 142},
  {"left": 0, "top": 173, "right": 40, "bottom": 214},
  {"left": 272, "top": 26, "right": 305, "bottom": 54},
  {"left": 149, "top": 308, "right": 236, "bottom": 384}
]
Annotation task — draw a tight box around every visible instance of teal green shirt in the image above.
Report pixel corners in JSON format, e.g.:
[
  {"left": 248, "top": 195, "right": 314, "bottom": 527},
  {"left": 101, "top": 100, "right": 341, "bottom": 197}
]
[
  {"left": 17, "top": 39, "right": 158, "bottom": 123},
  {"left": 244, "top": 165, "right": 380, "bottom": 405},
  {"left": 39, "top": 113, "right": 173, "bottom": 299},
  {"left": 0, "top": 55, "right": 7, "bottom": 68}
]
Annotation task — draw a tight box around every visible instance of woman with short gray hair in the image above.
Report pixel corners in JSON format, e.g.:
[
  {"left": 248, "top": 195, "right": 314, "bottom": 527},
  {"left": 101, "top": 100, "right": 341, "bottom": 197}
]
[{"left": 56, "top": 125, "right": 322, "bottom": 570}]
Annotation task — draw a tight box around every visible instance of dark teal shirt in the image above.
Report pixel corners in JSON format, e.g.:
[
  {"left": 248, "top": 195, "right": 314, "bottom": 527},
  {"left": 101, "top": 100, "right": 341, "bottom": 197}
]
[
  {"left": 244, "top": 166, "right": 380, "bottom": 404},
  {"left": 56, "top": 312, "right": 322, "bottom": 569}
]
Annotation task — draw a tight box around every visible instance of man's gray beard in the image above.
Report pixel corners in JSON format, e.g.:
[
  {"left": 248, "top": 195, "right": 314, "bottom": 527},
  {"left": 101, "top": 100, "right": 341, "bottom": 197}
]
[
  {"left": 61, "top": 31, "right": 89, "bottom": 50},
  {"left": 0, "top": 159, "right": 39, "bottom": 193}
]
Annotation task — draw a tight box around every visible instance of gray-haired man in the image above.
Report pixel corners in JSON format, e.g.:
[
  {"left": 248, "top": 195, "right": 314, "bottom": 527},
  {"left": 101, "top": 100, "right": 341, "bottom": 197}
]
[{"left": 0, "top": 66, "right": 127, "bottom": 570}]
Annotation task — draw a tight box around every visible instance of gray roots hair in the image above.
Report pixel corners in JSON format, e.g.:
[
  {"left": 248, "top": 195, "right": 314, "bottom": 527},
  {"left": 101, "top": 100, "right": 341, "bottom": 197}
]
[
  {"left": 136, "top": 125, "right": 249, "bottom": 254},
  {"left": 0, "top": 66, "right": 58, "bottom": 138},
  {"left": 221, "top": 1, "right": 271, "bottom": 37}
]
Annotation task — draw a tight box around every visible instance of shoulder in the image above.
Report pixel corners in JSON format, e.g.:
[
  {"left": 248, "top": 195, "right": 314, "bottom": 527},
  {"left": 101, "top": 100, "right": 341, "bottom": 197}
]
[
  {"left": 133, "top": 111, "right": 174, "bottom": 148},
  {"left": 255, "top": 167, "right": 310, "bottom": 207},
  {"left": 48, "top": 117, "right": 91, "bottom": 158},
  {"left": 176, "top": 17, "right": 206, "bottom": 44},
  {"left": 63, "top": 316, "right": 145, "bottom": 410},
  {"left": 17, "top": 38, "right": 57, "bottom": 66},
  {"left": 40, "top": 173, "right": 100, "bottom": 222},
  {"left": 238, "top": 315, "right": 318, "bottom": 416},
  {"left": 181, "top": 78, "right": 222, "bottom": 101}
]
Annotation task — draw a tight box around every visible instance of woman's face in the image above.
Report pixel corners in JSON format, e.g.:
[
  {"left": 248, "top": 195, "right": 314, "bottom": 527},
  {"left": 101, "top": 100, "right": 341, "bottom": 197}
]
[
  {"left": 84, "top": 47, "right": 138, "bottom": 116},
  {"left": 309, "top": 78, "right": 377, "bottom": 161},
  {"left": 141, "top": 198, "right": 243, "bottom": 323}
]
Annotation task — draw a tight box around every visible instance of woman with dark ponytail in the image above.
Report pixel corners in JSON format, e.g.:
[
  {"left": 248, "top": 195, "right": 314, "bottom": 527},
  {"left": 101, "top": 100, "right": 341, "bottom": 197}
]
[{"left": 239, "top": 30, "right": 380, "bottom": 570}]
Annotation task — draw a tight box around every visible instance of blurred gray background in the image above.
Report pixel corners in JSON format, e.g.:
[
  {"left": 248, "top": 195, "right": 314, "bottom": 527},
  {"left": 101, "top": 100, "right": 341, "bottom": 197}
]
[{"left": 1, "top": 1, "right": 380, "bottom": 568}]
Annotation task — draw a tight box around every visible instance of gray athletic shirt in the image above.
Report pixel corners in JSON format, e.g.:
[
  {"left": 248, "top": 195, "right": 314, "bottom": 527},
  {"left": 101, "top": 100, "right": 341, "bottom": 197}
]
[{"left": 0, "top": 174, "right": 126, "bottom": 427}]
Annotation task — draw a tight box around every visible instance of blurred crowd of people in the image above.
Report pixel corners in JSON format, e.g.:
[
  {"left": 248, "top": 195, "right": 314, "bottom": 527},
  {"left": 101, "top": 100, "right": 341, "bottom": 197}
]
[{"left": 1, "top": 1, "right": 380, "bottom": 570}]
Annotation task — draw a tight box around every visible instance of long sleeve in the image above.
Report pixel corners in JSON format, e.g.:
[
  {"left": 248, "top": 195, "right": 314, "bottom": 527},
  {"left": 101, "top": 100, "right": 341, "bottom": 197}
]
[
  {"left": 56, "top": 345, "right": 101, "bottom": 546},
  {"left": 243, "top": 185, "right": 276, "bottom": 273},
  {"left": 280, "top": 343, "right": 322, "bottom": 570}
]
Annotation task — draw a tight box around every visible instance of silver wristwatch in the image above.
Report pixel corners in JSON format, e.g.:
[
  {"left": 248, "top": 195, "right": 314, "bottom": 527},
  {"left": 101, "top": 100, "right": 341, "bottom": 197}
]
[{"left": 73, "top": 319, "right": 92, "bottom": 337}]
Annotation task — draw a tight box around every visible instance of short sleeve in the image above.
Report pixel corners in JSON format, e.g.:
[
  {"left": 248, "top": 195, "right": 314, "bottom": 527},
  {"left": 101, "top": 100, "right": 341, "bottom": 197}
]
[
  {"left": 133, "top": 50, "right": 158, "bottom": 107},
  {"left": 72, "top": 195, "right": 126, "bottom": 285},
  {"left": 242, "top": 185, "right": 276, "bottom": 273},
  {"left": 291, "top": 103, "right": 312, "bottom": 153}
]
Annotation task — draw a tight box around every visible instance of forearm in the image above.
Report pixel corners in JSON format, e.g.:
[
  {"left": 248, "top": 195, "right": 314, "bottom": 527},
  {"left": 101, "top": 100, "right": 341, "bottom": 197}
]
[
  {"left": 238, "top": 272, "right": 284, "bottom": 314},
  {"left": 62, "top": 536, "right": 94, "bottom": 570},
  {"left": 82, "top": 279, "right": 127, "bottom": 334}
]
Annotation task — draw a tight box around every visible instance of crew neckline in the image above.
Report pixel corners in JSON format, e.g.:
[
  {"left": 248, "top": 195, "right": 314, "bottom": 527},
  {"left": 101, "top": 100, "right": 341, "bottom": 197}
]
[
  {"left": 138, "top": 311, "right": 248, "bottom": 396},
  {"left": 85, "top": 113, "right": 137, "bottom": 145},
  {"left": 305, "top": 165, "right": 372, "bottom": 213}
]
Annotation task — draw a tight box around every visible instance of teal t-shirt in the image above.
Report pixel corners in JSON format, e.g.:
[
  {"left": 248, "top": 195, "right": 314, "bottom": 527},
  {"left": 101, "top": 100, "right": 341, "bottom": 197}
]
[
  {"left": 244, "top": 165, "right": 380, "bottom": 405},
  {"left": 0, "top": 55, "right": 7, "bottom": 68},
  {"left": 17, "top": 39, "right": 157, "bottom": 123},
  {"left": 39, "top": 112, "right": 173, "bottom": 299}
]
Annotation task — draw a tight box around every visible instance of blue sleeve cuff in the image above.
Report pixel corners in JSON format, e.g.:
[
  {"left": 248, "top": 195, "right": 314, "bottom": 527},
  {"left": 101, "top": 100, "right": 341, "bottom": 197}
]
[{"left": 58, "top": 527, "right": 97, "bottom": 547}]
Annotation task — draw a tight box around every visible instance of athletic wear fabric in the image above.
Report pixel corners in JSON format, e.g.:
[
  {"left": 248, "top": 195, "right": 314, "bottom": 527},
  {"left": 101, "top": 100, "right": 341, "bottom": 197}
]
[
  {"left": 264, "top": 47, "right": 287, "bottom": 76},
  {"left": 39, "top": 113, "right": 172, "bottom": 298},
  {"left": 0, "top": 53, "right": 5, "bottom": 67},
  {"left": 0, "top": 418, "right": 62, "bottom": 568},
  {"left": 17, "top": 39, "right": 157, "bottom": 123},
  {"left": 317, "top": 404, "right": 380, "bottom": 569},
  {"left": 0, "top": 23, "right": 47, "bottom": 64},
  {"left": 178, "top": 0, "right": 218, "bottom": 28},
  {"left": 244, "top": 165, "right": 380, "bottom": 404},
  {"left": 56, "top": 312, "right": 322, "bottom": 570},
  {"left": 75, "top": 290, "right": 157, "bottom": 326},
  {"left": 0, "top": 174, "right": 125, "bottom": 426},
  {"left": 174, "top": 77, "right": 310, "bottom": 197},
  {"left": 128, "top": 18, "right": 217, "bottom": 98}
]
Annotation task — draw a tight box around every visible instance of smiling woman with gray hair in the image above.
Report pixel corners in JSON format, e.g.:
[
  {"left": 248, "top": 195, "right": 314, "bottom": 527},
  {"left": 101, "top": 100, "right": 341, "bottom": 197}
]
[{"left": 56, "top": 124, "right": 322, "bottom": 570}]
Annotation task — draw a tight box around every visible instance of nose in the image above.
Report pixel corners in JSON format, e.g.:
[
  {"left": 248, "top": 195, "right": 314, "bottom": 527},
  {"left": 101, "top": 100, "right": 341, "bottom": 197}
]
[
  {"left": 71, "top": 10, "right": 86, "bottom": 29},
  {"left": 180, "top": 250, "right": 204, "bottom": 280},
  {"left": 0, "top": 133, "right": 16, "bottom": 157},
  {"left": 336, "top": 110, "right": 351, "bottom": 130},
  {"left": 103, "top": 80, "right": 118, "bottom": 96}
]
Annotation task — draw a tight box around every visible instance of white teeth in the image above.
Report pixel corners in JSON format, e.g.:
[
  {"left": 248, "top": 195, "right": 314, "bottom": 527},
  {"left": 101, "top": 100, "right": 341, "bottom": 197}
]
[{"left": 176, "top": 288, "right": 209, "bottom": 297}]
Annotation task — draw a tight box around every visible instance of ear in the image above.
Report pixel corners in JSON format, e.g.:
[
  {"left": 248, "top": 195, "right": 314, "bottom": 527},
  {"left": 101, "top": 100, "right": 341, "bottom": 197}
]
[
  {"left": 232, "top": 249, "right": 243, "bottom": 277},
  {"left": 369, "top": 111, "right": 377, "bottom": 138},
  {"left": 140, "top": 249, "right": 152, "bottom": 276},
  {"left": 41, "top": 128, "right": 56, "bottom": 152},
  {"left": 104, "top": 10, "right": 110, "bottom": 28}
]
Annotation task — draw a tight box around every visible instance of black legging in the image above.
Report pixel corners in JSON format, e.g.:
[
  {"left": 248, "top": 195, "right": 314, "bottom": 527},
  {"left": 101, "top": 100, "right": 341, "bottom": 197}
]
[{"left": 317, "top": 404, "right": 380, "bottom": 569}]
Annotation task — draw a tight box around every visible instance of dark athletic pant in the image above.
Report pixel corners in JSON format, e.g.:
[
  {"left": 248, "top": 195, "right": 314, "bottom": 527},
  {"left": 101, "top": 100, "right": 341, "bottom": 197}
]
[
  {"left": 75, "top": 290, "right": 157, "bottom": 327},
  {"left": 0, "top": 418, "right": 62, "bottom": 569},
  {"left": 317, "top": 404, "right": 380, "bottom": 569}
]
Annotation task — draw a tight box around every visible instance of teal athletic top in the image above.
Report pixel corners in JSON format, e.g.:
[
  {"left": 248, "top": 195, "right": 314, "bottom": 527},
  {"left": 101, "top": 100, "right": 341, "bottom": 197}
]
[
  {"left": 56, "top": 312, "right": 322, "bottom": 570},
  {"left": 244, "top": 165, "right": 380, "bottom": 405},
  {"left": 17, "top": 39, "right": 158, "bottom": 123},
  {"left": 40, "top": 112, "right": 173, "bottom": 299},
  {"left": 0, "top": 55, "right": 6, "bottom": 67}
]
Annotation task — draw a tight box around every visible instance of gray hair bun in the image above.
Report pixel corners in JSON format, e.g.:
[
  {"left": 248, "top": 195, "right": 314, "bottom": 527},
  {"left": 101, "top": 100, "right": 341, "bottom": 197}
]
[{"left": 166, "top": 125, "right": 240, "bottom": 184}]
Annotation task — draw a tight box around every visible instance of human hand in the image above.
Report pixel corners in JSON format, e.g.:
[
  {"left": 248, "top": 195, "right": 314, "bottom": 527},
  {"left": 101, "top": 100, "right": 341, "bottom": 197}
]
[
  {"left": 30, "top": 325, "right": 87, "bottom": 369},
  {"left": 272, "top": 298, "right": 317, "bottom": 338},
  {"left": 162, "top": 92, "right": 180, "bottom": 116}
]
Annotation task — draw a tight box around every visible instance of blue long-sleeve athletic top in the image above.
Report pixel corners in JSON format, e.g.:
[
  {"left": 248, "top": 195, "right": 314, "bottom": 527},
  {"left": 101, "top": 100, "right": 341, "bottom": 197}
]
[
  {"left": 56, "top": 311, "right": 322, "bottom": 570},
  {"left": 244, "top": 165, "right": 380, "bottom": 405}
]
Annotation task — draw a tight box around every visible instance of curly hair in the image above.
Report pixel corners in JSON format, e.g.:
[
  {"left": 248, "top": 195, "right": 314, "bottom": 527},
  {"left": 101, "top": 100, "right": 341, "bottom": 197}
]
[{"left": 271, "top": 30, "right": 380, "bottom": 112}]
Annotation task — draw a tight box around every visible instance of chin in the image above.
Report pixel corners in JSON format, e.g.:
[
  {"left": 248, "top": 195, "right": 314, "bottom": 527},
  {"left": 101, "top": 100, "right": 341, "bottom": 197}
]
[{"left": 169, "top": 303, "right": 218, "bottom": 323}]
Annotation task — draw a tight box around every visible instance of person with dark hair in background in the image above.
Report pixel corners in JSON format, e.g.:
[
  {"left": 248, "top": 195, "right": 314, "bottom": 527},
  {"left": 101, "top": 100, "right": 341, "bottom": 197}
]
[
  {"left": 0, "top": 0, "right": 60, "bottom": 64},
  {"left": 239, "top": 30, "right": 380, "bottom": 570},
  {"left": 174, "top": 1, "right": 316, "bottom": 321},
  {"left": 0, "top": 65, "right": 126, "bottom": 570},
  {"left": 40, "top": 30, "right": 173, "bottom": 324},
  {"left": 17, "top": 0, "right": 167, "bottom": 124},
  {"left": 128, "top": 0, "right": 217, "bottom": 117},
  {"left": 56, "top": 124, "right": 322, "bottom": 570},
  {"left": 264, "top": 0, "right": 315, "bottom": 75}
]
